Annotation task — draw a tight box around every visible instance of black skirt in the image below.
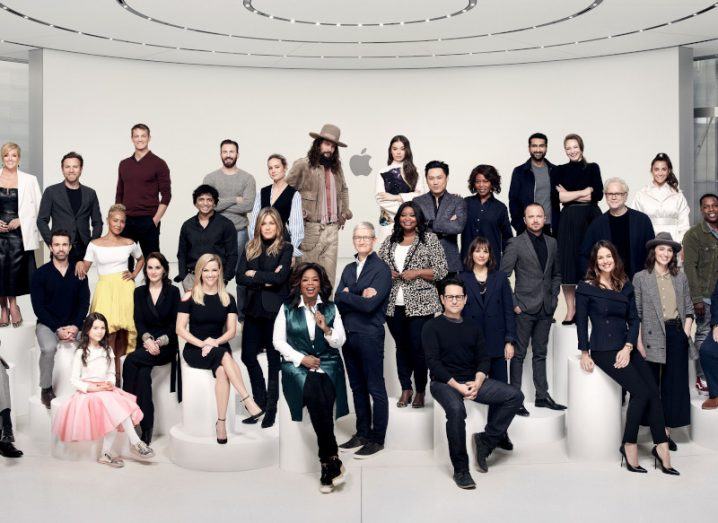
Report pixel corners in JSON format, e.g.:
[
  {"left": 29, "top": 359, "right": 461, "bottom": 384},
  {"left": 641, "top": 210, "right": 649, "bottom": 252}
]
[
  {"left": 0, "top": 228, "right": 35, "bottom": 296},
  {"left": 557, "top": 203, "right": 601, "bottom": 284},
  {"left": 183, "top": 344, "right": 232, "bottom": 377}
]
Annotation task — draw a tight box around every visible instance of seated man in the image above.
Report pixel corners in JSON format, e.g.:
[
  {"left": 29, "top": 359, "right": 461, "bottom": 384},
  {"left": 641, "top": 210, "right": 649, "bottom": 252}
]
[
  {"left": 424, "top": 277, "right": 523, "bottom": 489},
  {"left": 30, "top": 230, "right": 90, "bottom": 408},
  {"left": 0, "top": 353, "right": 23, "bottom": 458}
]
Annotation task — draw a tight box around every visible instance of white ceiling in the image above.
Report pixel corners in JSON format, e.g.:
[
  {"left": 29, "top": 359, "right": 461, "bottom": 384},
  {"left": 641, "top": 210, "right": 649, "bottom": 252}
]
[{"left": 1, "top": 0, "right": 718, "bottom": 69}]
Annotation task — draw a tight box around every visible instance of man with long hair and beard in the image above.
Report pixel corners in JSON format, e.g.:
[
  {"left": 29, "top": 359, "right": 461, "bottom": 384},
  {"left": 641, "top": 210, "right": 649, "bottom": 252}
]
[{"left": 286, "top": 124, "right": 352, "bottom": 284}]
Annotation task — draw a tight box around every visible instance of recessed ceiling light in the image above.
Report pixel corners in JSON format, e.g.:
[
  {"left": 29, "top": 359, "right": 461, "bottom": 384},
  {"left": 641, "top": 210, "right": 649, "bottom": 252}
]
[{"left": 290, "top": 19, "right": 295, "bottom": 23}]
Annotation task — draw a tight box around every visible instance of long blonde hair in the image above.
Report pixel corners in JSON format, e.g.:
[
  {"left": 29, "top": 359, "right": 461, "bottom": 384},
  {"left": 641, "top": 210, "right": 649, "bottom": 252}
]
[
  {"left": 245, "top": 207, "right": 285, "bottom": 261},
  {"left": 192, "top": 253, "right": 230, "bottom": 306}
]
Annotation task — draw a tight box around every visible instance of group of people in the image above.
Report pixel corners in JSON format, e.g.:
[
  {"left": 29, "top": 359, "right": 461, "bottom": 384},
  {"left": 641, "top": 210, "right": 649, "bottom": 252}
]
[{"left": 1, "top": 123, "right": 718, "bottom": 492}]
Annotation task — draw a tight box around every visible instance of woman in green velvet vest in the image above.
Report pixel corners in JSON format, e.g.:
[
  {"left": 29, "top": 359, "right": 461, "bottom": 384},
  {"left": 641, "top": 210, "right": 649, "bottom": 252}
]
[{"left": 272, "top": 262, "right": 349, "bottom": 494}]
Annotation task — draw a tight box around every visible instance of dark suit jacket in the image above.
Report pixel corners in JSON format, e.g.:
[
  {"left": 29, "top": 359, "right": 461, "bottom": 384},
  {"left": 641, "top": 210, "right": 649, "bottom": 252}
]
[
  {"left": 460, "top": 270, "right": 516, "bottom": 358},
  {"left": 575, "top": 281, "right": 639, "bottom": 352},
  {"left": 37, "top": 182, "right": 102, "bottom": 252},
  {"left": 133, "top": 283, "right": 180, "bottom": 351},
  {"left": 413, "top": 191, "right": 467, "bottom": 273},
  {"left": 236, "top": 242, "right": 293, "bottom": 318},
  {"left": 500, "top": 231, "right": 561, "bottom": 315},
  {"left": 335, "top": 252, "right": 392, "bottom": 334},
  {"left": 508, "top": 158, "right": 557, "bottom": 234},
  {"left": 579, "top": 208, "right": 655, "bottom": 279}
]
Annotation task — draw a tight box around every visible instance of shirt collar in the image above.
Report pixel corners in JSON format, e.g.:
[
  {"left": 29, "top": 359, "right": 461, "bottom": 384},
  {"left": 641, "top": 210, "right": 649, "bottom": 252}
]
[{"left": 299, "top": 295, "right": 324, "bottom": 310}]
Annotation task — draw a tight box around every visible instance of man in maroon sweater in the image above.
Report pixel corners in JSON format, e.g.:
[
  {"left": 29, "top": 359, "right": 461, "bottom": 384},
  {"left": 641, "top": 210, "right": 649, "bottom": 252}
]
[{"left": 115, "top": 123, "right": 171, "bottom": 265}]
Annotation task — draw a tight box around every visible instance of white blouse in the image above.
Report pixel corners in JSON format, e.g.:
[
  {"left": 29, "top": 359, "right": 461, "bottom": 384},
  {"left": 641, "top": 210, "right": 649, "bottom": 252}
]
[
  {"left": 632, "top": 182, "right": 690, "bottom": 243},
  {"left": 272, "top": 296, "right": 346, "bottom": 374},
  {"left": 84, "top": 241, "right": 142, "bottom": 275},
  {"left": 70, "top": 345, "right": 115, "bottom": 393},
  {"left": 393, "top": 243, "right": 411, "bottom": 306}
]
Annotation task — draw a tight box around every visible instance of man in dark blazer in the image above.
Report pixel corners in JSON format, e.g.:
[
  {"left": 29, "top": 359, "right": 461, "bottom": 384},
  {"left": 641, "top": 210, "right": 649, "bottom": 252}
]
[
  {"left": 37, "top": 151, "right": 102, "bottom": 278},
  {"left": 500, "top": 203, "right": 565, "bottom": 413},
  {"left": 508, "top": 133, "right": 557, "bottom": 235},
  {"left": 334, "top": 222, "right": 392, "bottom": 459},
  {"left": 579, "top": 177, "right": 655, "bottom": 279},
  {"left": 414, "top": 161, "right": 467, "bottom": 274}
]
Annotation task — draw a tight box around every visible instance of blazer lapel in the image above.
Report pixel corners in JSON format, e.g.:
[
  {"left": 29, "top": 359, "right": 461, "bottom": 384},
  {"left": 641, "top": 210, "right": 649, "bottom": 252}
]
[
  {"left": 58, "top": 184, "right": 73, "bottom": 214},
  {"left": 145, "top": 286, "right": 162, "bottom": 322},
  {"left": 646, "top": 274, "right": 666, "bottom": 334},
  {"left": 464, "top": 272, "right": 486, "bottom": 311},
  {"left": 79, "top": 184, "right": 88, "bottom": 213},
  {"left": 484, "top": 271, "right": 500, "bottom": 304},
  {"left": 521, "top": 233, "right": 542, "bottom": 273}
]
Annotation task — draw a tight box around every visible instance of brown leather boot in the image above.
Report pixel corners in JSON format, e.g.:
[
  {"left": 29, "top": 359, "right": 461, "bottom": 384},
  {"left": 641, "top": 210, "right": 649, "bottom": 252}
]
[{"left": 702, "top": 397, "right": 718, "bottom": 410}]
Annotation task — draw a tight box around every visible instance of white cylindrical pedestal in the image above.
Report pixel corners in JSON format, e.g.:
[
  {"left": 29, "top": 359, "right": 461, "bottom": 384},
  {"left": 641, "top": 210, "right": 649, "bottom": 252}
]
[
  {"left": 179, "top": 356, "right": 235, "bottom": 438},
  {"left": 150, "top": 363, "right": 181, "bottom": 437},
  {"left": 0, "top": 322, "right": 36, "bottom": 417},
  {"left": 553, "top": 324, "right": 579, "bottom": 406},
  {"left": 5, "top": 363, "right": 16, "bottom": 426},
  {"left": 385, "top": 398, "right": 434, "bottom": 450},
  {"left": 510, "top": 402, "right": 565, "bottom": 447},
  {"left": 433, "top": 399, "right": 488, "bottom": 467},
  {"left": 690, "top": 397, "right": 718, "bottom": 451},
  {"left": 278, "top": 398, "right": 322, "bottom": 473},
  {"left": 566, "top": 355, "right": 622, "bottom": 461}
]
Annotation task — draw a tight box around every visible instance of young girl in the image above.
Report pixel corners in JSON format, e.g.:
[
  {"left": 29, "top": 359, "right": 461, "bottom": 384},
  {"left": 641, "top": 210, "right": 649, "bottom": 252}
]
[{"left": 52, "top": 313, "right": 155, "bottom": 467}]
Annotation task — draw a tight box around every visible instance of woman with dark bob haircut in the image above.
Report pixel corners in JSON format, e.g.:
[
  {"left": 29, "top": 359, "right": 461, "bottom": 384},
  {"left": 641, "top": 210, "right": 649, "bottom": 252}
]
[
  {"left": 461, "top": 164, "right": 512, "bottom": 267},
  {"left": 121, "top": 252, "right": 181, "bottom": 445},
  {"left": 577, "top": 240, "right": 677, "bottom": 475},
  {"left": 272, "top": 262, "right": 349, "bottom": 493}
]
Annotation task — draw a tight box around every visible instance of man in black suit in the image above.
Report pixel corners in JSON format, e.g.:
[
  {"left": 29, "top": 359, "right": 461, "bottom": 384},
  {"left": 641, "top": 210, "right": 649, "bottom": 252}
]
[
  {"left": 334, "top": 222, "right": 392, "bottom": 459},
  {"left": 37, "top": 152, "right": 102, "bottom": 278},
  {"left": 500, "top": 203, "right": 565, "bottom": 414}
]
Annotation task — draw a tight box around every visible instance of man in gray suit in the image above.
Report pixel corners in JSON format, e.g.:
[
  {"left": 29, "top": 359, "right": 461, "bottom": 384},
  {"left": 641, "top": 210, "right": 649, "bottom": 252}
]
[
  {"left": 500, "top": 203, "right": 565, "bottom": 414},
  {"left": 37, "top": 151, "right": 102, "bottom": 278},
  {"left": 414, "top": 161, "right": 467, "bottom": 274}
]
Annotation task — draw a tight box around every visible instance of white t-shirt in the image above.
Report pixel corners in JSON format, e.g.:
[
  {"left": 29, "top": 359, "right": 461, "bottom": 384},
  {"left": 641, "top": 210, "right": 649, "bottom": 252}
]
[
  {"left": 393, "top": 244, "right": 411, "bottom": 306},
  {"left": 84, "top": 242, "right": 142, "bottom": 275}
]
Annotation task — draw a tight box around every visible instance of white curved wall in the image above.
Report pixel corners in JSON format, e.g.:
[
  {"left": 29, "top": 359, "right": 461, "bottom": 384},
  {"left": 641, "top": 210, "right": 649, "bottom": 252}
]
[{"left": 36, "top": 48, "right": 685, "bottom": 260}]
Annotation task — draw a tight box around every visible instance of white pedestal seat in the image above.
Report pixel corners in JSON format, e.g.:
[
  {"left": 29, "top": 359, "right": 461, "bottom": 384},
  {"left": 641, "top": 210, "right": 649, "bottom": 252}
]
[
  {"left": 690, "top": 396, "right": 718, "bottom": 451},
  {"left": 0, "top": 322, "right": 36, "bottom": 417},
  {"left": 509, "top": 402, "right": 565, "bottom": 447},
  {"left": 566, "top": 355, "right": 622, "bottom": 461},
  {"left": 553, "top": 324, "right": 580, "bottom": 406}
]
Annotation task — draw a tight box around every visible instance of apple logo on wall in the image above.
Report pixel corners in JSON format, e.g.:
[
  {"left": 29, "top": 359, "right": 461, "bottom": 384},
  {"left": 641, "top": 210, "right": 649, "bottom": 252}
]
[{"left": 350, "top": 148, "right": 372, "bottom": 177}]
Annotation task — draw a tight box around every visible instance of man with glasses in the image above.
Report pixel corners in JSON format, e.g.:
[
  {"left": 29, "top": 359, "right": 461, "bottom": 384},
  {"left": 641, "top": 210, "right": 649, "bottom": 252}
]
[
  {"left": 580, "top": 177, "right": 655, "bottom": 279},
  {"left": 334, "top": 222, "right": 392, "bottom": 458},
  {"left": 425, "top": 277, "right": 523, "bottom": 489}
]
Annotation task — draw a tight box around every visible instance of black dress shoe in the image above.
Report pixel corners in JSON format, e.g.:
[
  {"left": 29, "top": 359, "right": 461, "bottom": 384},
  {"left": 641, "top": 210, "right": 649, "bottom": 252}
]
[
  {"left": 0, "top": 442, "right": 23, "bottom": 458},
  {"left": 497, "top": 433, "right": 514, "bottom": 451},
  {"left": 241, "top": 410, "right": 265, "bottom": 424},
  {"left": 1, "top": 426, "right": 15, "bottom": 443},
  {"left": 472, "top": 433, "right": 491, "bottom": 473},
  {"left": 534, "top": 396, "right": 567, "bottom": 411},
  {"left": 41, "top": 387, "right": 56, "bottom": 409},
  {"left": 339, "top": 434, "right": 368, "bottom": 450},
  {"left": 261, "top": 410, "right": 276, "bottom": 428},
  {"left": 453, "top": 471, "right": 476, "bottom": 489},
  {"left": 516, "top": 404, "right": 530, "bottom": 417},
  {"left": 354, "top": 442, "right": 384, "bottom": 459}
]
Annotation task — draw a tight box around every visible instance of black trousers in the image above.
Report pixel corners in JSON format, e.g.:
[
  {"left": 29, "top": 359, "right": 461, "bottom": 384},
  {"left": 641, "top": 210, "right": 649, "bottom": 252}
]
[
  {"left": 487, "top": 356, "right": 508, "bottom": 428},
  {"left": 123, "top": 216, "right": 160, "bottom": 270},
  {"left": 592, "top": 349, "right": 668, "bottom": 445},
  {"left": 343, "top": 329, "right": 389, "bottom": 445},
  {"left": 121, "top": 346, "right": 176, "bottom": 432},
  {"left": 386, "top": 307, "right": 431, "bottom": 393},
  {"left": 303, "top": 372, "right": 338, "bottom": 462},
  {"left": 241, "top": 315, "right": 281, "bottom": 412},
  {"left": 647, "top": 323, "right": 691, "bottom": 428}
]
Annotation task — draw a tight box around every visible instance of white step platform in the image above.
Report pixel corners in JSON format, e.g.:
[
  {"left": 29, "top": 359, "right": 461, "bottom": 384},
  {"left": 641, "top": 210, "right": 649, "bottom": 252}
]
[
  {"left": 566, "top": 355, "right": 622, "bottom": 461},
  {"left": 5, "top": 363, "right": 16, "bottom": 426},
  {"left": 385, "top": 398, "right": 434, "bottom": 451},
  {"left": 689, "top": 396, "right": 718, "bottom": 451},
  {"left": 552, "top": 324, "right": 579, "bottom": 406},
  {"left": 0, "top": 322, "right": 36, "bottom": 417}
]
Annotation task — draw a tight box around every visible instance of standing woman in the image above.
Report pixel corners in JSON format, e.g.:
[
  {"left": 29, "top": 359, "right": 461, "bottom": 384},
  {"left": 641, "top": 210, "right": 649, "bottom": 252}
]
[
  {"left": 379, "top": 201, "right": 448, "bottom": 408},
  {"left": 122, "top": 252, "right": 181, "bottom": 445},
  {"left": 247, "top": 154, "right": 304, "bottom": 260},
  {"left": 577, "top": 240, "right": 677, "bottom": 475},
  {"left": 0, "top": 142, "right": 41, "bottom": 328},
  {"left": 552, "top": 134, "right": 603, "bottom": 324},
  {"left": 461, "top": 165, "right": 512, "bottom": 267},
  {"left": 633, "top": 233, "right": 693, "bottom": 450},
  {"left": 375, "top": 135, "right": 427, "bottom": 240},
  {"left": 177, "top": 253, "right": 264, "bottom": 443},
  {"left": 460, "top": 237, "right": 516, "bottom": 449},
  {"left": 632, "top": 153, "right": 690, "bottom": 246},
  {"left": 237, "top": 207, "right": 293, "bottom": 428},
  {"left": 83, "top": 204, "right": 144, "bottom": 385},
  {"left": 272, "top": 263, "right": 349, "bottom": 493}
]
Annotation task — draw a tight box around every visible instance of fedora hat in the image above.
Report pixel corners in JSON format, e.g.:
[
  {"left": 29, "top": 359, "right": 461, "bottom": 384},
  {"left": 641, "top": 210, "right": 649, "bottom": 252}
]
[
  {"left": 646, "top": 231, "right": 682, "bottom": 253},
  {"left": 309, "top": 123, "right": 347, "bottom": 147}
]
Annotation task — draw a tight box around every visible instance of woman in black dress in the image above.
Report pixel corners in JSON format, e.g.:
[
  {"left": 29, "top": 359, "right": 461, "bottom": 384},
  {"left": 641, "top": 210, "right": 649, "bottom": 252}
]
[
  {"left": 176, "top": 253, "right": 263, "bottom": 444},
  {"left": 122, "top": 252, "right": 181, "bottom": 445},
  {"left": 552, "top": 134, "right": 603, "bottom": 324},
  {"left": 237, "top": 207, "right": 293, "bottom": 428}
]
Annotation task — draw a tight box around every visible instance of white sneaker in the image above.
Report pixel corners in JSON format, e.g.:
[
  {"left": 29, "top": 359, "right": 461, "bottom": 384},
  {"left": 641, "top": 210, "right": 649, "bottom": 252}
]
[
  {"left": 98, "top": 452, "right": 124, "bottom": 468},
  {"left": 131, "top": 441, "right": 155, "bottom": 459}
]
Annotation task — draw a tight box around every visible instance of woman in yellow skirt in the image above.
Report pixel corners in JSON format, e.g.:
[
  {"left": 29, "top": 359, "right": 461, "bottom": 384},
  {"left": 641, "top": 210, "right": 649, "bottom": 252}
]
[{"left": 83, "top": 204, "right": 144, "bottom": 385}]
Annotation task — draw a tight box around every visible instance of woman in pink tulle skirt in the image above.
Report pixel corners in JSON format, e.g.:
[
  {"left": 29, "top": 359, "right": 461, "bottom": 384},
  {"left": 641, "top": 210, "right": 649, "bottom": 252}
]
[{"left": 52, "top": 312, "right": 155, "bottom": 467}]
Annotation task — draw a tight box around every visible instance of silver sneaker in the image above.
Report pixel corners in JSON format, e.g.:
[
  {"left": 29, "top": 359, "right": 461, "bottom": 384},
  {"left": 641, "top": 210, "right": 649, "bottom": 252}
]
[
  {"left": 131, "top": 441, "right": 155, "bottom": 459},
  {"left": 98, "top": 452, "right": 124, "bottom": 468}
]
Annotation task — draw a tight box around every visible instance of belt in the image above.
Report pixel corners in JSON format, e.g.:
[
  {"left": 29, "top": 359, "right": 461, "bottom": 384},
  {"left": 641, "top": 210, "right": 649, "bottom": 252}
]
[{"left": 664, "top": 318, "right": 681, "bottom": 327}]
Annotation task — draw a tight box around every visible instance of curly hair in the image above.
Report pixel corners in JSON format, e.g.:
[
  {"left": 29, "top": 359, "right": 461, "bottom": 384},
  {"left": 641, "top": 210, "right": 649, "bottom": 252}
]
[
  {"left": 307, "top": 137, "right": 341, "bottom": 170},
  {"left": 468, "top": 164, "right": 502, "bottom": 194},
  {"left": 389, "top": 201, "right": 428, "bottom": 244},
  {"left": 288, "top": 263, "right": 333, "bottom": 310}
]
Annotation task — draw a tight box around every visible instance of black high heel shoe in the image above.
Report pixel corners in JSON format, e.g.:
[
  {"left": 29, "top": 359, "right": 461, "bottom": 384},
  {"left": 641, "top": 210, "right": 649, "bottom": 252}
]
[
  {"left": 619, "top": 444, "right": 647, "bottom": 473},
  {"left": 240, "top": 395, "right": 265, "bottom": 424},
  {"left": 668, "top": 436, "right": 677, "bottom": 452},
  {"left": 652, "top": 446, "right": 679, "bottom": 475},
  {"left": 215, "top": 418, "right": 228, "bottom": 444}
]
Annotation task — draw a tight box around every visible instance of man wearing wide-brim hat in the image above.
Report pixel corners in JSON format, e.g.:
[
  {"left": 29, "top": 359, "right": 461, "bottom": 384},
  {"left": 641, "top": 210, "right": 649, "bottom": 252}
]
[{"left": 286, "top": 124, "right": 352, "bottom": 284}]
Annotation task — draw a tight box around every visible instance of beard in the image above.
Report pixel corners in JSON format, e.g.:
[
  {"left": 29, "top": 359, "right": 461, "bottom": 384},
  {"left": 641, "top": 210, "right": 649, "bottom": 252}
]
[
  {"left": 223, "top": 156, "right": 237, "bottom": 168},
  {"left": 319, "top": 155, "right": 334, "bottom": 167},
  {"left": 531, "top": 151, "right": 545, "bottom": 161}
]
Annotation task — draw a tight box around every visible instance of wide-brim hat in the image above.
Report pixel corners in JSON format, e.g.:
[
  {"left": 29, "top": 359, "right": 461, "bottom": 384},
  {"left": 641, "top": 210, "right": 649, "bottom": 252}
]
[
  {"left": 309, "top": 123, "right": 347, "bottom": 147},
  {"left": 646, "top": 231, "right": 682, "bottom": 253}
]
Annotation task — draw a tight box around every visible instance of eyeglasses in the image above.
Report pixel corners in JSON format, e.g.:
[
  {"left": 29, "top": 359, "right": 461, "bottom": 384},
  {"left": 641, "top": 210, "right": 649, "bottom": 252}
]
[
  {"left": 352, "top": 236, "right": 374, "bottom": 242},
  {"left": 605, "top": 192, "right": 627, "bottom": 198},
  {"left": 443, "top": 295, "right": 466, "bottom": 302}
]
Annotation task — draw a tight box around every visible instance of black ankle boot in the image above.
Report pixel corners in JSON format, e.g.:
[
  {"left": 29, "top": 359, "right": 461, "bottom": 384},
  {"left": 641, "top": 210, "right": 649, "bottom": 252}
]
[{"left": 261, "top": 409, "right": 276, "bottom": 428}]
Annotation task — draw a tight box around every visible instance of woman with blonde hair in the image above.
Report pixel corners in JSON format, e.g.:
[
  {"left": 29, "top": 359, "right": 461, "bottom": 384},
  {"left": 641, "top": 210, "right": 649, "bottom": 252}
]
[
  {"left": 237, "top": 207, "right": 293, "bottom": 428},
  {"left": 0, "top": 142, "right": 42, "bottom": 327},
  {"left": 83, "top": 203, "right": 143, "bottom": 385},
  {"left": 177, "top": 253, "right": 264, "bottom": 443}
]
